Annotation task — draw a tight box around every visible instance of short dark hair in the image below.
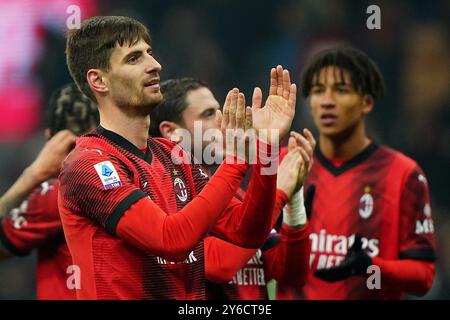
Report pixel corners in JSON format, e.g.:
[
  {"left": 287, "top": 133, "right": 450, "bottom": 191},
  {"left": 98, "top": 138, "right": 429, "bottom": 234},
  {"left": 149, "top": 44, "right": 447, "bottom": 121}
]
[
  {"left": 149, "top": 78, "right": 207, "bottom": 137},
  {"left": 45, "top": 83, "right": 99, "bottom": 137},
  {"left": 66, "top": 16, "right": 152, "bottom": 102},
  {"left": 300, "top": 47, "right": 385, "bottom": 100}
]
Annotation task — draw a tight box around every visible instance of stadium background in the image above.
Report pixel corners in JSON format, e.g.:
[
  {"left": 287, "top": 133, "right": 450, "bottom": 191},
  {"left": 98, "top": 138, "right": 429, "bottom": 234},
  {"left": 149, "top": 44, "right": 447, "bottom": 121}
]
[{"left": 0, "top": 0, "right": 448, "bottom": 299}]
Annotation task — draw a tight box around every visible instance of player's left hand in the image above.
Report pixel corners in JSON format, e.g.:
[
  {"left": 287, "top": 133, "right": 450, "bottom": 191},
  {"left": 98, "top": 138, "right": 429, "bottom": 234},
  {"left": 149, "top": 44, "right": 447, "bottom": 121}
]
[
  {"left": 289, "top": 129, "right": 316, "bottom": 189},
  {"left": 251, "top": 65, "right": 296, "bottom": 145},
  {"left": 314, "top": 235, "right": 372, "bottom": 282}
]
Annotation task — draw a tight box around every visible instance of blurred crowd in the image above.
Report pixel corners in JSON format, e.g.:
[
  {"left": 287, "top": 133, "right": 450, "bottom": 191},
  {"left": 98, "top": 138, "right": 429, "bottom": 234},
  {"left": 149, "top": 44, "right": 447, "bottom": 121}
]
[{"left": 0, "top": 0, "right": 448, "bottom": 299}]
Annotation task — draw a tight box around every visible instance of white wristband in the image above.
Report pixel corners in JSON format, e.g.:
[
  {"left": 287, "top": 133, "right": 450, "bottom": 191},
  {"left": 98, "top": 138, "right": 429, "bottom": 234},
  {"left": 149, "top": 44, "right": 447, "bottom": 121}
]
[{"left": 283, "top": 187, "right": 307, "bottom": 227}]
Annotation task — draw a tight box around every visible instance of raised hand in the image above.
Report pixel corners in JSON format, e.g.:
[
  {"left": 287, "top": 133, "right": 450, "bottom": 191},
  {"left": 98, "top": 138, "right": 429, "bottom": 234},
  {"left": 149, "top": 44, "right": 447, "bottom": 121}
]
[
  {"left": 29, "top": 130, "right": 77, "bottom": 182},
  {"left": 289, "top": 128, "right": 316, "bottom": 187},
  {"left": 251, "top": 65, "right": 297, "bottom": 145},
  {"left": 277, "top": 129, "right": 316, "bottom": 197}
]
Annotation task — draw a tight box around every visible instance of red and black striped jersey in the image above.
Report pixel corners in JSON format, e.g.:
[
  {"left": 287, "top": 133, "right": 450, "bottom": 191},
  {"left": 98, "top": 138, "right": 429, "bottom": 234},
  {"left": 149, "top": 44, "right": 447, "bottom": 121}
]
[
  {"left": 280, "top": 142, "right": 436, "bottom": 299},
  {"left": 0, "top": 180, "right": 75, "bottom": 300},
  {"left": 58, "top": 127, "right": 209, "bottom": 300}
]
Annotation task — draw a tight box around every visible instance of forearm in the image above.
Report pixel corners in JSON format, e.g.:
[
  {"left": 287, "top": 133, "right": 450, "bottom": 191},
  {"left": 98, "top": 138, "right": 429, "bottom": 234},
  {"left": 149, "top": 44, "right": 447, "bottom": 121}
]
[
  {"left": 271, "top": 189, "right": 289, "bottom": 228},
  {"left": 0, "top": 166, "right": 42, "bottom": 219},
  {"left": 117, "top": 161, "right": 248, "bottom": 262},
  {"left": 266, "top": 223, "right": 310, "bottom": 287},
  {"left": 204, "top": 236, "right": 257, "bottom": 283},
  {"left": 371, "top": 257, "right": 435, "bottom": 296},
  {"left": 212, "top": 142, "right": 278, "bottom": 248}
]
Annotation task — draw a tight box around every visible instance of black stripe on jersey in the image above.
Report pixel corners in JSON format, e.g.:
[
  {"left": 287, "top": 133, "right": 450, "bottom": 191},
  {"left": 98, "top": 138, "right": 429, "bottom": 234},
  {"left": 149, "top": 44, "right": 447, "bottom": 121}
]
[
  {"left": 316, "top": 142, "right": 379, "bottom": 176},
  {"left": 399, "top": 247, "right": 436, "bottom": 261},
  {"left": 106, "top": 189, "right": 147, "bottom": 235},
  {"left": 0, "top": 221, "right": 30, "bottom": 256},
  {"left": 261, "top": 235, "right": 281, "bottom": 252},
  {"left": 96, "top": 126, "right": 153, "bottom": 163}
]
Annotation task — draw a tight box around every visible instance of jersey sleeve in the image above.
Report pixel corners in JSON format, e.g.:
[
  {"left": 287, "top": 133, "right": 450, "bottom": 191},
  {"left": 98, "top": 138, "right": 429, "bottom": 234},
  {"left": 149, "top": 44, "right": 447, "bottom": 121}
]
[
  {"left": 262, "top": 223, "right": 310, "bottom": 287},
  {"left": 209, "top": 141, "right": 279, "bottom": 248},
  {"left": 204, "top": 236, "right": 258, "bottom": 283},
  {"left": 58, "top": 150, "right": 147, "bottom": 234},
  {"left": 0, "top": 181, "right": 62, "bottom": 256},
  {"left": 398, "top": 166, "right": 436, "bottom": 261}
]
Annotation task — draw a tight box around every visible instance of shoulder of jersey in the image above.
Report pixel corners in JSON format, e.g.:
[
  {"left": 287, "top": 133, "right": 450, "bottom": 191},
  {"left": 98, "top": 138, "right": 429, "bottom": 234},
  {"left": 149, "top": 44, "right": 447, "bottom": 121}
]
[
  {"left": 66, "top": 135, "right": 117, "bottom": 163},
  {"left": 376, "top": 144, "right": 418, "bottom": 174},
  {"left": 150, "top": 137, "right": 178, "bottom": 150}
]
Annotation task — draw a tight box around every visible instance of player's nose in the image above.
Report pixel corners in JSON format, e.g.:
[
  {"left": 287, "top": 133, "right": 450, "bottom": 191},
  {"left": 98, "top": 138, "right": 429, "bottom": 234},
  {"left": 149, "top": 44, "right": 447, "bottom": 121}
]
[
  {"left": 320, "top": 88, "right": 335, "bottom": 108},
  {"left": 144, "top": 54, "right": 162, "bottom": 74}
]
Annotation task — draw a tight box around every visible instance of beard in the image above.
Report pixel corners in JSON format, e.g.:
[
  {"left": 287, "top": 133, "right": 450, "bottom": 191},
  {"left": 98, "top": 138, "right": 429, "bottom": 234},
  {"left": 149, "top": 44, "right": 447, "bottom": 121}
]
[{"left": 110, "top": 80, "right": 163, "bottom": 117}]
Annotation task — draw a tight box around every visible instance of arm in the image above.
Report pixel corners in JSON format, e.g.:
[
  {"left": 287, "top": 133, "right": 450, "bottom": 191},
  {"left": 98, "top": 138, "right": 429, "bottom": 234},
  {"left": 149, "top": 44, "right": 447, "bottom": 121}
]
[
  {"left": 0, "top": 131, "right": 75, "bottom": 258},
  {"left": 0, "top": 181, "right": 62, "bottom": 260},
  {"left": 371, "top": 257, "right": 435, "bottom": 296},
  {"left": 204, "top": 188, "right": 289, "bottom": 283},
  {"left": 205, "top": 139, "right": 314, "bottom": 282},
  {"left": 263, "top": 223, "right": 310, "bottom": 287},
  {"left": 114, "top": 158, "right": 250, "bottom": 262},
  {"left": 209, "top": 66, "right": 297, "bottom": 248},
  {"left": 0, "top": 130, "right": 75, "bottom": 219}
]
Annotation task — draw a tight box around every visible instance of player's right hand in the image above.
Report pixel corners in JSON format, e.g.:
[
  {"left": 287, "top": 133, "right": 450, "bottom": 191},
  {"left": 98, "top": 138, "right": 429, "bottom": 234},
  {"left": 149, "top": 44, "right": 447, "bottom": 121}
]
[{"left": 28, "top": 130, "right": 77, "bottom": 182}]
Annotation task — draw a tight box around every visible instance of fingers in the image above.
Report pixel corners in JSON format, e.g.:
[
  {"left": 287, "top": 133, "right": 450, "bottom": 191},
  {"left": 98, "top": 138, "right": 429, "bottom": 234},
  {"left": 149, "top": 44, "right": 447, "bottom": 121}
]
[
  {"left": 228, "top": 88, "right": 238, "bottom": 129},
  {"left": 276, "top": 65, "right": 283, "bottom": 96},
  {"left": 236, "top": 92, "right": 246, "bottom": 129},
  {"left": 51, "top": 130, "right": 77, "bottom": 152},
  {"left": 269, "top": 68, "right": 277, "bottom": 96},
  {"left": 215, "top": 109, "right": 223, "bottom": 130},
  {"left": 303, "top": 128, "right": 316, "bottom": 151},
  {"left": 252, "top": 87, "right": 263, "bottom": 109},
  {"left": 282, "top": 69, "right": 291, "bottom": 100},
  {"left": 290, "top": 131, "right": 313, "bottom": 159},
  {"left": 287, "top": 136, "right": 297, "bottom": 152},
  {"left": 221, "top": 90, "right": 232, "bottom": 130},
  {"left": 288, "top": 83, "right": 297, "bottom": 111},
  {"left": 245, "top": 106, "right": 253, "bottom": 130}
]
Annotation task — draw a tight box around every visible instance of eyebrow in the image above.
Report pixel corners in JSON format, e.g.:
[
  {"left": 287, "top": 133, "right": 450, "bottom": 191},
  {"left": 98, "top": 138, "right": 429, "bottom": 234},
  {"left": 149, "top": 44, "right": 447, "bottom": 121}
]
[{"left": 122, "top": 46, "right": 152, "bottom": 63}]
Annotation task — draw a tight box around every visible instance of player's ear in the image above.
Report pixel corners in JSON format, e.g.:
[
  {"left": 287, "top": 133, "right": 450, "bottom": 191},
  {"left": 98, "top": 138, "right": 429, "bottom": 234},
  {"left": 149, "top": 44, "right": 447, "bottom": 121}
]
[
  {"left": 159, "top": 121, "right": 182, "bottom": 142},
  {"left": 87, "top": 69, "right": 108, "bottom": 98},
  {"left": 362, "top": 95, "right": 374, "bottom": 115}
]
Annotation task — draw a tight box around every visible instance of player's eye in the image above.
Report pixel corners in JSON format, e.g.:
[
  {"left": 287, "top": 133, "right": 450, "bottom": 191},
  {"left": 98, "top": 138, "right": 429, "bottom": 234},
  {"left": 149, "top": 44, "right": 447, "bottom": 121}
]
[
  {"left": 311, "top": 86, "right": 324, "bottom": 94},
  {"left": 128, "top": 56, "right": 138, "bottom": 64},
  {"left": 336, "top": 86, "right": 349, "bottom": 93},
  {"left": 202, "top": 109, "right": 216, "bottom": 119}
]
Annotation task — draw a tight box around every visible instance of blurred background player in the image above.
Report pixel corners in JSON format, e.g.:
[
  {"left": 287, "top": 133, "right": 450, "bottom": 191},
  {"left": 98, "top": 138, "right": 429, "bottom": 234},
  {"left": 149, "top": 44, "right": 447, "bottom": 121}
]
[
  {"left": 0, "top": 83, "right": 99, "bottom": 299},
  {"left": 277, "top": 47, "right": 436, "bottom": 300},
  {"left": 149, "top": 78, "right": 314, "bottom": 299}
]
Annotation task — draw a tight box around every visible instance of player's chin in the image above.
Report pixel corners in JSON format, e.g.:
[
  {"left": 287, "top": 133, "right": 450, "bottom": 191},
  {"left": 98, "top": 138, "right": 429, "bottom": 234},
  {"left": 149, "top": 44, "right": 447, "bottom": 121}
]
[{"left": 145, "top": 91, "right": 163, "bottom": 105}]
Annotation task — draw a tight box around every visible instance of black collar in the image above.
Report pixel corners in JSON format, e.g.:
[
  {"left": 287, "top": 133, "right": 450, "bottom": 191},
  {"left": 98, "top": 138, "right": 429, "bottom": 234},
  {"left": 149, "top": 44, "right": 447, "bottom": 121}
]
[
  {"left": 95, "top": 126, "right": 152, "bottom": 163},
  {"left": 316, "top": 142, "right": 378, "bottom": 176}
]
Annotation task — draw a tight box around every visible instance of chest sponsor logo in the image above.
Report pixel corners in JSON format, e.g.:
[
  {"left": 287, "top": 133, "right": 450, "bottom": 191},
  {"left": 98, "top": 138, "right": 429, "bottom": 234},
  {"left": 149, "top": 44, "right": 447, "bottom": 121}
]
[
  {"left": 174, "top": 177, "right": 188, "bottom": 202},
  {"left": 309, "top": 229, "right": 379, "bottom": 269},
  {"left": 94, "top": 161, "right": 122, "bottom": 190},
  {"left": 359, "top": 185, "right": 374, "bottom": 219}
]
